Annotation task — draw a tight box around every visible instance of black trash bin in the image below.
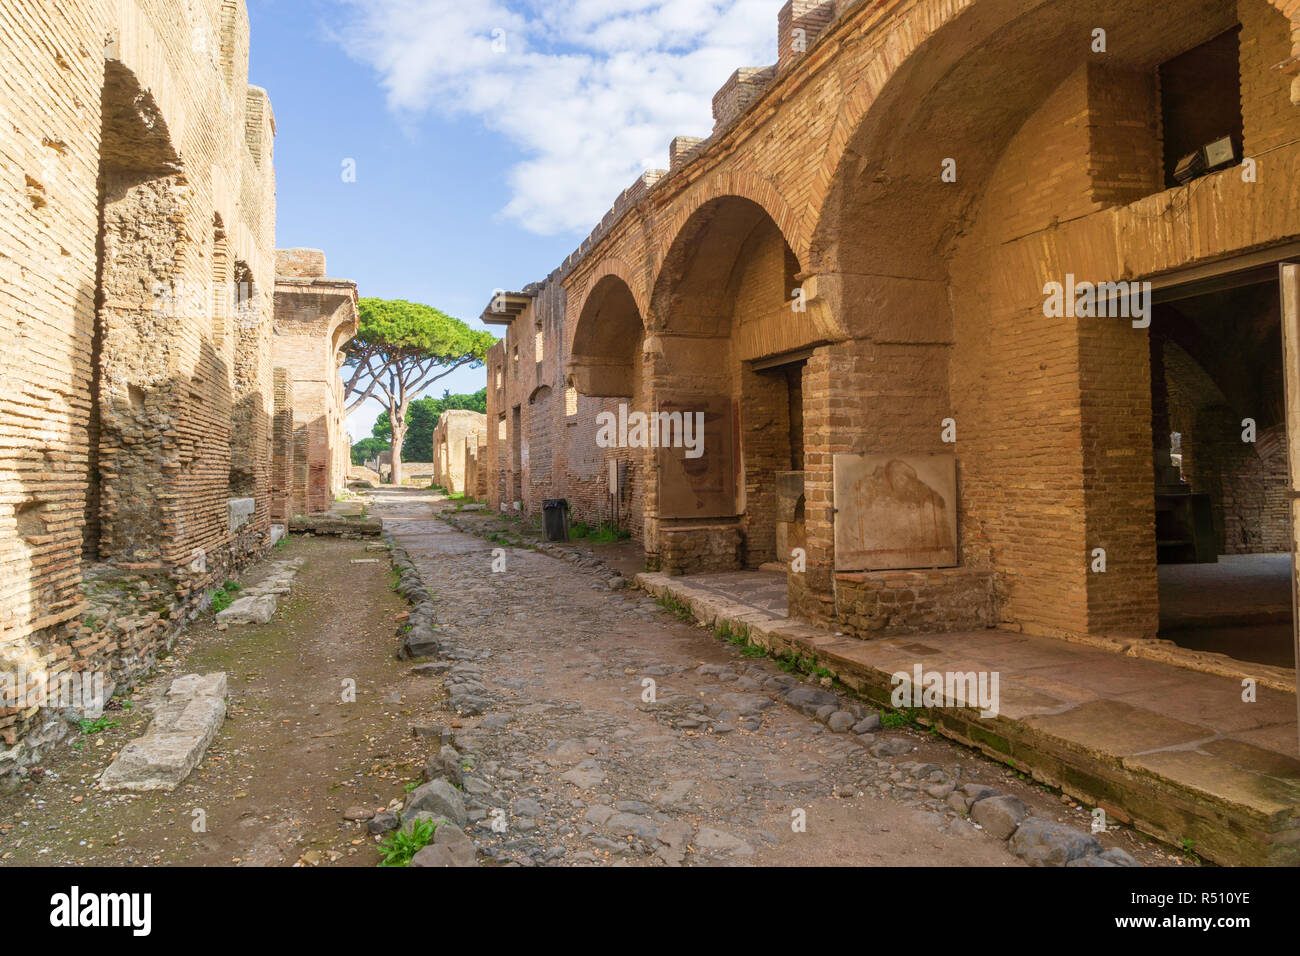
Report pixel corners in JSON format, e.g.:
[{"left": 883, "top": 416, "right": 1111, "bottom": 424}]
[{"left": 542, "top": 498, "right": 570, "bottom": 541}]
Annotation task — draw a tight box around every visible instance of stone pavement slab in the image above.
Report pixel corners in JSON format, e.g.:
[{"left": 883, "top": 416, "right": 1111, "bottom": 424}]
[{"left": 99, "top": 672, "right": 228, "bottom": 792}]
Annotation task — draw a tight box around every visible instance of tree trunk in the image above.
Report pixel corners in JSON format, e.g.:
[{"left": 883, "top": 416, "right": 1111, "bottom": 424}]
[{"left": 389, "top": 400, "right": 406, "bottom": 486}]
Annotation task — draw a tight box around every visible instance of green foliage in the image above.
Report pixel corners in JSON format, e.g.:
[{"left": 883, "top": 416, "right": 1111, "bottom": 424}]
[
  {"left": 210, "top": 586, "right": 236, "bottom": 615},
  {"left": 378, "top": 817, "right": 437, "bottom": 867},
  {"left": 351, "top": 436, "right": 390, "bottom": 466},
  {"left": 569, "top": 520, "right": 631, "bottom": 543},
  {"left": 374, "top": 388, "right": 489, "bottom": 462},
  {"left": 353, "top": 299, "right": 493, "bottom": 360},
  {"left": 79, "top": 716, "right": 120, "bottom": 735},
  {"left": 881, "top": 708, "right": 922, "bottom": 729},
  {"left": 657, "top": 593, "right": 696, "bottom": 623}
]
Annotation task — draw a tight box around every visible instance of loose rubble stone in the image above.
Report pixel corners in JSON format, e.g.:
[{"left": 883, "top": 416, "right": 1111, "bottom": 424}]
[
  {"left": 1008, "top": 818, "right": 1104, "bottom": 866},
  {"left": 853, "top": 714, "right": 882, "bottom": 734},
  {"left": 403, "top": 779, "right": 468, "bottom": 829},
  {"left": 423, "top": 746, "right": 464, "bottom": 787},
  {"left": 827, "top": 711, "right": 856, "bottom": 733},
  {"left": 970, "top": 794, "right": 1028, "bottom": 841}
]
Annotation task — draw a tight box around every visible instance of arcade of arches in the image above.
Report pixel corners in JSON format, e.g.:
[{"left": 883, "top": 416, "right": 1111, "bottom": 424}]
[{"left": 483, "top": 0, "right": 1300, "bottom": 680}]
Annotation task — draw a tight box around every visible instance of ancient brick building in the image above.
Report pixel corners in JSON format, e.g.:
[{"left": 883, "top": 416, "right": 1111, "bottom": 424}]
[
  {"left": 0, "top": 0, "right": 294, "bottom": 774},
  {"left": 272, "top": 248, "right": 358, "bottom": 518},
  {"left": 432, "top": 410, "right": 487, "bottom": 497},
  {"left": 485, "top": 0, "right": 1300, "bottom": 672}
]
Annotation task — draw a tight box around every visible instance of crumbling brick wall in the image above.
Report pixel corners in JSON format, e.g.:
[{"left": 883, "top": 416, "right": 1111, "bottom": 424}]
[
  {"left": 1, "top": 0, "right": 279, "bottom": 774},
  {"left": 432, "top": 410, "right": 486, "bottom": 496}
]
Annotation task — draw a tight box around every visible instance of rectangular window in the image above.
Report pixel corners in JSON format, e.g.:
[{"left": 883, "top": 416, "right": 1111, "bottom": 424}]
[{"left": 1159, "top": 28, "right": 1242, "bottom": 189}]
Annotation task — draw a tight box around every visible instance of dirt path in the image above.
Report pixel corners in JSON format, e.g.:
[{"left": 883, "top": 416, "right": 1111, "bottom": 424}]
[
  {"left": 0, "top": 535, "right": 418, "bottom": 867},
  {"left": 374, "top": 487, "right": 1176, "bottom": 867}
]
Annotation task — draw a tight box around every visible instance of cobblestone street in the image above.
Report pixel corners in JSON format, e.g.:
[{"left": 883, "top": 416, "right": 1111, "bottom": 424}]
[{"left": 377, "top": 488, "right": 1170, "bottom": 866}]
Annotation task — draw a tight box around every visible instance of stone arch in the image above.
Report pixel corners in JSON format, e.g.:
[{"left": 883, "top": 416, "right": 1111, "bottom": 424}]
[
  {"left": 645, "top": 194, "right": 813, "bottom": 569},
  {"left": 568, "top": 272, "right": 644, "bottom": 398},
  {"left": 649, "top": 194, "right": 802, "bottom": 338},
  {"left": 655, "top": 172, "right": 804, "bottom": 293},
  {"left": 799, "top": 0, "right": 1300, "bottom": 640}
]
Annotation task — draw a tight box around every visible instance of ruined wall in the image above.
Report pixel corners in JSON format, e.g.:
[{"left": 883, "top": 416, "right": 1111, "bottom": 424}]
[
  {"left": 0, "top": 0, "right": 278, "bottom": 774},
  {"left": 432, "top": 409, "right": 486, "bottom": 496},
  {"left": 272, "top": 249, "right": 358, "bottom": 517}
]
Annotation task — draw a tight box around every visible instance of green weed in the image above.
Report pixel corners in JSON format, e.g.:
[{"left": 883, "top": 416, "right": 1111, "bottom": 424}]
[
  {"left": 378, "top": 817, "right": 437, "bottom": 867},
  {"left": 78, "top": 715, "right": 120, "bottom": 735}
]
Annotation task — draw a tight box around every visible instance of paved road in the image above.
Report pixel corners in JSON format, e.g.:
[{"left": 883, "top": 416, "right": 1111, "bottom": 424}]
[{"left": 374, "top": 487, "right": 1037, "bottom": 866}]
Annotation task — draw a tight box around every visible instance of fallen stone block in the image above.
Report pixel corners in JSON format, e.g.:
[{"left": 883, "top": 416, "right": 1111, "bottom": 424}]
[
  {"left": 290, "top": 515, "right": 383, "bottom": 536},
  {"left": 216, "top": 594, "right": 277, "bottom": 625},
  {"left": 169, "top": 673, "right": 227, "bottom": 700},
  {"left": 99, "top": 673, "right": 227, "bottom": 792}
]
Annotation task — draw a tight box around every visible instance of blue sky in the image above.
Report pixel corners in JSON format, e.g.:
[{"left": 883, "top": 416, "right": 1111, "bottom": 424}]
[{"left": 246, "top": 0, "right": 778, "bottom": 440}]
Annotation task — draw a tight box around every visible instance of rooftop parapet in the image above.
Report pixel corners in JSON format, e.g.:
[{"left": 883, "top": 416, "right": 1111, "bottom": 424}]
[
  {"left": 778, "top": 1, "right": 838, "bottom": 73},
  {"left": 712, "top": 65, "right": 777, "bottom": 132}
]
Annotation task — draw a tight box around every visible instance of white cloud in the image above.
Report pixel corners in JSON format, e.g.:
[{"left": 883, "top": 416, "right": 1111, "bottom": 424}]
[{"left": 336, "top": 0, "right": 779, "bottom": 235}]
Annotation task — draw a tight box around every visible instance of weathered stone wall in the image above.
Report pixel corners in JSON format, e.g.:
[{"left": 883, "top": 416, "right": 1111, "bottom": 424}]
[
  {"left": 0, "top": 0, "right": 278, "bottom": 774},
  {"left": 432, "top": 409, "right": 486, "bottom": 496},
  {"left": 271, "top": 249, "right": 358, "bottom": 517}
]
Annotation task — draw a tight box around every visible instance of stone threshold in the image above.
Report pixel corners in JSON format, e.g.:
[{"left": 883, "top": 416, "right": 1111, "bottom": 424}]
[{"left": 636, "top": 572, "right": 1300, "bottom": 867}]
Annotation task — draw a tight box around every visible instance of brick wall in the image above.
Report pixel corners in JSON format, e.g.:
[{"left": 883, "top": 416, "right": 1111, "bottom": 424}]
[
  {"left": 272, "top": 261, "right": 358, "bottom": 518},
  {"left": 432, "top": 409, "right": 486, "bottom": 496},
  {"left": 0, "top": 0, "right": 279, "bottom": 773},
  {"left": 481, "top": 0, "right": 1300, "bottom": 649}
]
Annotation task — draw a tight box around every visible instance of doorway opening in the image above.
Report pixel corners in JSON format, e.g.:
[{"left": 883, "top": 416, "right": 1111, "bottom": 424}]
[
  {"left": 1149, "top": 276, "right": 1293, "bottom": 667},
  {"left": 742, "top": 356, "right": 806, "bottom": 568},
  {"left": 511, "top": 405, "right": 522, "bottom": 506}
]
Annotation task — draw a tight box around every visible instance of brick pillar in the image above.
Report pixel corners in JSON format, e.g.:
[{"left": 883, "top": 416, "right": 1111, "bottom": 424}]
[{"left": 270, "top": 368, "right": 294, "bottom": 523}]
